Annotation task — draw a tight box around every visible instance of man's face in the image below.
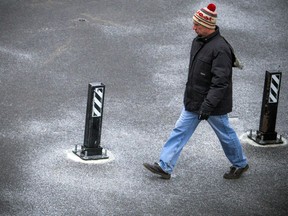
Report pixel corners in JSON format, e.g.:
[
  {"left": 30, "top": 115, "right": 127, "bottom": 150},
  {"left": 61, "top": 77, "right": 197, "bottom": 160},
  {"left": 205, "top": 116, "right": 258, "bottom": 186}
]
[{"left": 193, "top": 22, "right": 210, "bottom": 37}]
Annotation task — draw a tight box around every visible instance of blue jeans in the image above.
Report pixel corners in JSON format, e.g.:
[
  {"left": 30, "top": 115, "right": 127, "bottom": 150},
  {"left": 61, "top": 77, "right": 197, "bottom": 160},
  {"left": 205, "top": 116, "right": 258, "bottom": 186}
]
[{"left": 159, "top": 108, "right": 248, "bottom": 174}]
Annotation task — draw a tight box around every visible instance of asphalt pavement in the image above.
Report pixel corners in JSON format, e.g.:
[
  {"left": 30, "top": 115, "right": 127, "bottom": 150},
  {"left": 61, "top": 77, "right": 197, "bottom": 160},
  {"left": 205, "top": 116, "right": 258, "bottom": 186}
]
[{"left": 1, "top": 0, "right": 288, "bottom": 215}]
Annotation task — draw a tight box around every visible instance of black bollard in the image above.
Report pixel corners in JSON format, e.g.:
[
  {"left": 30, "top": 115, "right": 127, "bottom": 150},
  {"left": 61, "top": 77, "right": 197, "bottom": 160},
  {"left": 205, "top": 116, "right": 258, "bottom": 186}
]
[
  {"left": 248, "top": 71, "right": 283, "bottom": 145},
  {"left": 73, "top": 82, "right": 109, "bottom": 160}
]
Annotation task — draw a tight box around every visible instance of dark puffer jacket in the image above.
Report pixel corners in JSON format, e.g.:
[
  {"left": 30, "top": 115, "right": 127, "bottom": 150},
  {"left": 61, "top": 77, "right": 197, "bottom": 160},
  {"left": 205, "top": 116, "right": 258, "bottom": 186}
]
[{"left": 184, "top": 26, "right": 234, "bottom": 115}]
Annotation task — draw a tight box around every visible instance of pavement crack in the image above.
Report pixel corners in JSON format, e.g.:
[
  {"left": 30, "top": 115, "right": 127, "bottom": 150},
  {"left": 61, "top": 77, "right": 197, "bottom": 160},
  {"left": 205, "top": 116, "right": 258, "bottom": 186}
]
[{"left": 80, "top": 13, "right": 120, "bottom": 26}]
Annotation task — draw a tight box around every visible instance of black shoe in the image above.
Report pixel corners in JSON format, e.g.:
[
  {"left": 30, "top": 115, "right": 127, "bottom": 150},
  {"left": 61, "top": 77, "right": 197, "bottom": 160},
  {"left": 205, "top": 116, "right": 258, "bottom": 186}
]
[
  {"left": 223, "top": 164, "right": 249, "bottom": 179},
  {"left": 143, "top": 162, "right": 171, "bottom": 179}
]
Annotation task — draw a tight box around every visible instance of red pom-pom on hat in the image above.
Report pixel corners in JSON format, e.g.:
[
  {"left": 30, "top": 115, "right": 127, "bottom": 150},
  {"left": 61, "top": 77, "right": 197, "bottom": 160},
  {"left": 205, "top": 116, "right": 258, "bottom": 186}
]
[{"left": 207, "top": 3, "right": 216, "bottom": 12}]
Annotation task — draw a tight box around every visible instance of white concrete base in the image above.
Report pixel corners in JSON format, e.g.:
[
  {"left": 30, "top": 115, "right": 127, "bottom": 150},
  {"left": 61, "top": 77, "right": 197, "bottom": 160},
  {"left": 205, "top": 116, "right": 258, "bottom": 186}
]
[
  {"left": 66, "top": 149, "right": 115, "bottom": 164},
  {"left": 240, "top": 132, "right": 288, "bottom": 148}
]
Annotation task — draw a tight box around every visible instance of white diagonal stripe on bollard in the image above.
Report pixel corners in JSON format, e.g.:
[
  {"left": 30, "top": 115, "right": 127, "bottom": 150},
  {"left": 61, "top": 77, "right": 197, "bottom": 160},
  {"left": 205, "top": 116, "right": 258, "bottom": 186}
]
[
  {"left": 269, "top": 74, "right": 280, "bottom": 103},
  {"left": 93, "top": 106, "right": 101, "bottom": 117},
  {"left": 269, "top": 93, "right": 277, "bottom": 103},
  {"left": 96, "top": 88, "right": 103, "bottom": 98},
  {"left": 272, "top": 75, "right": 280, "bottom": 85},
  {"left": 95, "top": 98, "right": 102, "bottom": 108},
  {"left": 92, "top": 87, "right": 103, "bottom": 117}
]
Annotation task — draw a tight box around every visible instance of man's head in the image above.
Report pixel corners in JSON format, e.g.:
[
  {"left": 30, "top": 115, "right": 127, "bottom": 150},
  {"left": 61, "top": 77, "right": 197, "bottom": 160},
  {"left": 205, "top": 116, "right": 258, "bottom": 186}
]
[{"left": 192, "top": 3, "right": 217, "bottom": 37}]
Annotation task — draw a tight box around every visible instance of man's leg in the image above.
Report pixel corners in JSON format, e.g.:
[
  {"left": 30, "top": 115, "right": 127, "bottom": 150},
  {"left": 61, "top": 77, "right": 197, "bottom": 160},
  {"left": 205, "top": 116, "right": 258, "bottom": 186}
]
[
  {"left": 144, "top": 108, "right": 200, "bottom": 178},
  {"left": 158, "top": 108, "right": 201, "bottom": 174},
  {"left": 207, "top": 115, "right": 249, "bottom": 179}
]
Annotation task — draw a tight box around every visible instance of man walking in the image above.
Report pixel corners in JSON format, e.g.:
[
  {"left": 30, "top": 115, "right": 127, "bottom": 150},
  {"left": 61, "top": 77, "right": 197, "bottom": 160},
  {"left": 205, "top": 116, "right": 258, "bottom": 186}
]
[{"left": 143, "top": 3, "right": 248, "bottom": 180}]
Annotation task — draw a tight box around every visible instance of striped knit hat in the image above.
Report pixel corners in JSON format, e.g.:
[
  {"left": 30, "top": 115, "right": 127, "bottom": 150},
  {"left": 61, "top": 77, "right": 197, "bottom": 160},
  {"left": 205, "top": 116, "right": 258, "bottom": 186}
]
[{"left": 193, "top": 3, "right": 217, "bottom": 29}]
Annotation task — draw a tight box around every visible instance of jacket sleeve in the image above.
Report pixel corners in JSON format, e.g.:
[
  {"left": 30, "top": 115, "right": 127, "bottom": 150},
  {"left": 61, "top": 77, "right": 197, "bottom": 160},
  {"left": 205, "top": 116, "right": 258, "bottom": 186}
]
[{"left": 200, "top": 46, "right": 232, "bottom": 113}]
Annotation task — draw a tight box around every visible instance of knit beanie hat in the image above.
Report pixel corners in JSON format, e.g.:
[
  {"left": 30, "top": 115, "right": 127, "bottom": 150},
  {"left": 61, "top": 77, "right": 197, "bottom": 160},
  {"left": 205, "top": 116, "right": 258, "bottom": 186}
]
[{"left": 193, "top": 3, "right": 217, "bottom": 29}]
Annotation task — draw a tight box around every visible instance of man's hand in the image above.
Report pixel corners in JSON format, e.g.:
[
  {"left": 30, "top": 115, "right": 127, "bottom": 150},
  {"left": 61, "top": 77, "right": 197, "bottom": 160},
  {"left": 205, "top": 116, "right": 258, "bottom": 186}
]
[{"left": 198, "top": 111, "right": 210, "bottom": 120}]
